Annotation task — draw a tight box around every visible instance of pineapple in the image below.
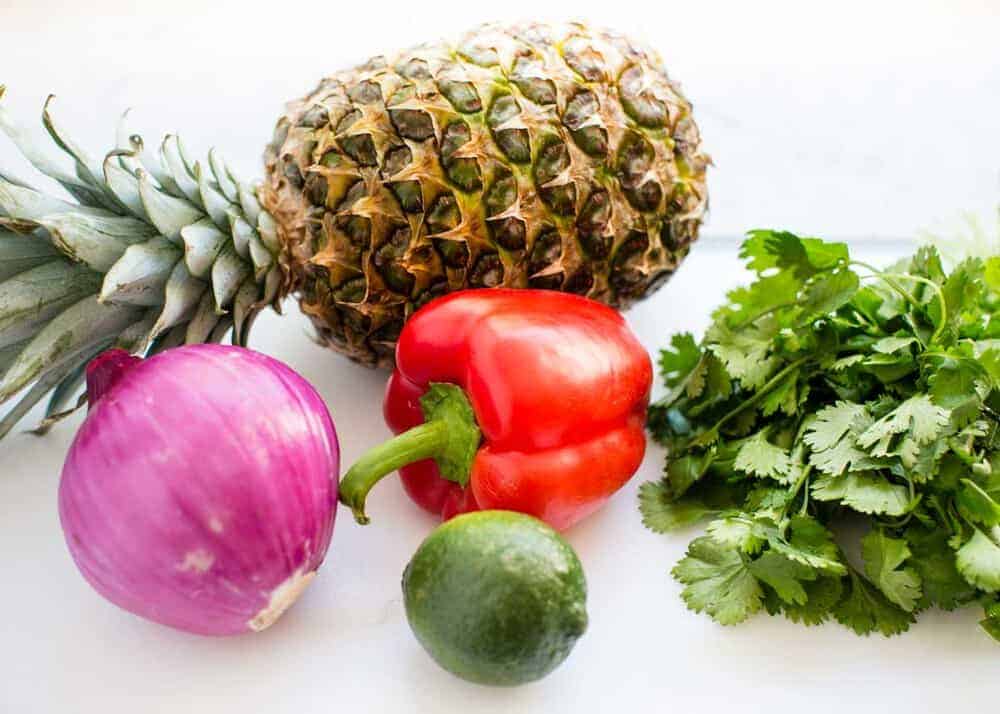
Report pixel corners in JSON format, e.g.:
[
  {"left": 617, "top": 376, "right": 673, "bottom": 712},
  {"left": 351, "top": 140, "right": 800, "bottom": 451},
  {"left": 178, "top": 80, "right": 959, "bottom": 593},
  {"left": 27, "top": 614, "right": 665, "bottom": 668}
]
[{"left": 0, "top": 22, "right": 708, "bottom": 437}]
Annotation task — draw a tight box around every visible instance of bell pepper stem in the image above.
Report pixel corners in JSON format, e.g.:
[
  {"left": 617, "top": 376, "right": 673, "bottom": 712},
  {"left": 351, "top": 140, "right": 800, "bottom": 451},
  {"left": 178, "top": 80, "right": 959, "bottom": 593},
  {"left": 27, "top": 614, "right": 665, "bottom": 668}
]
[
  {"left": 339, "top": 420, "right": 452, "bottom": 525},
  {"left": 339, "top": 382, "right": 482, "bottom": 525}
]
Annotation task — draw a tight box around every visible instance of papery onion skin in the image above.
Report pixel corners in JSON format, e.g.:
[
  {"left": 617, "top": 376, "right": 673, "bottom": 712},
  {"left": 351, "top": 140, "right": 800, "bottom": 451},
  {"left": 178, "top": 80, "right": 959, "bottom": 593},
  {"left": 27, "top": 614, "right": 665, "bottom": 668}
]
[{"left": 58, "top": 344, "right": 339, "bottom": 636}]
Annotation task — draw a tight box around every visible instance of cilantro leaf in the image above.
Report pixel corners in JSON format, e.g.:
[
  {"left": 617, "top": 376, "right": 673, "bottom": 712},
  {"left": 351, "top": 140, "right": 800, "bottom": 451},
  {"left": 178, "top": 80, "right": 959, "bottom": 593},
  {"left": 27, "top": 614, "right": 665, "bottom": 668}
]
[
  {"left": 905, "top": 525, "right": 976, "bottom": 610},
  {"left": 706, "top": 516, "right": 768, "bottom": 553},
  {"left": 748, "top": 551, "right": 817, "bottom": 605},
  {"left": 955, "top": 528, "right": 1000, "bottom": 592},
  {"left": 872, "top": 336, "right": 918, "bottom": 354},
  {"left": 840, "top": 473, "right": 911, "bottom": 516},
  {"left": 659, "top": 332, "right": 701, "bottom": 386},
  {"left": 861, "top": 530, "right": 922, "bottom": 612},
  {"left": 956, "top": 479, "right": 1000, "bottom": 527},
  {"left": 929, "top": 357, "right": 988, "bottom": 427},
  {"left": 798, "top": 269, "right": 860, "bottom": 319},
  {"left": 856, "top": 394, "right": 951, "bottom": 457},
  {"left": 773, "top": 575, "right": 845, "bottom": 625},
  {"left": 834, "top": 569, "right": 915, "bottom": 637},
  {"left": 759, "top": 368, "right": 800, "bottom": 417},
  {"left": 771, "top": 515, "right": 847, "bottom": 575},
  {"left": 706, "top": 321, "right": 780, "bottom": 390},
  {"left": 639, "top": 481, "right": 714, "bottom": 533},
  {"left": 671, "top": 536, "right": 764, "bottom": 625},
  {"left": 805, "top": 401, "right": 869, "bottom": 452},
  {"left": 734, "top": 432, "right": 795, "bottom": 483},
  {"left": 981, "top": 597, "right": 1000, "bottom": 642},
  {"left": 741, "top": 230, "right": 848, "bottom": 277}
]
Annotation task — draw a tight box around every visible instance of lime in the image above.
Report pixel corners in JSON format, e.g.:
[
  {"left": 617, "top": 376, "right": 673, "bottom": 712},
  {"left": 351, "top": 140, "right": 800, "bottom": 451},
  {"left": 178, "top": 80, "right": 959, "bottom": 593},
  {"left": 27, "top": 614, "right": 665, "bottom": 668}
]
[{"left": 402, "top": 510, "right": 588, "bottom": 686}]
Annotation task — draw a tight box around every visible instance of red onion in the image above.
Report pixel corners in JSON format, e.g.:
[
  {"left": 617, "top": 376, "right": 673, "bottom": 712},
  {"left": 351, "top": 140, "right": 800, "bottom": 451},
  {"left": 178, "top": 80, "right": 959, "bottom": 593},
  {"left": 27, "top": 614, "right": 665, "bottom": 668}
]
[{"left": 59, "top": 345, "right": 339, "bottom": 636}]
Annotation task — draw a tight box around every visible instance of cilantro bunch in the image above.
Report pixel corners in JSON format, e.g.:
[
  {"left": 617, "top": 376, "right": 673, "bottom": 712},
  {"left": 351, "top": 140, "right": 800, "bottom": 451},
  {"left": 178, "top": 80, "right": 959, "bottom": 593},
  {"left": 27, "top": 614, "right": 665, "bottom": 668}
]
[{"left": 641, "top": 231, "right": 1000, "bottom": 640}]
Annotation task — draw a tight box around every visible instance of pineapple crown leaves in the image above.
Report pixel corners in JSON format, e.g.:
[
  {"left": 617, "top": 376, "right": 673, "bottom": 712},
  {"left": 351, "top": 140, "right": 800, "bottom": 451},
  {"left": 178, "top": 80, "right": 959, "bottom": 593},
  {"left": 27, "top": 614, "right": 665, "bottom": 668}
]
[{"left": 0, "top": 87, "right": 281, "bottom": 439}]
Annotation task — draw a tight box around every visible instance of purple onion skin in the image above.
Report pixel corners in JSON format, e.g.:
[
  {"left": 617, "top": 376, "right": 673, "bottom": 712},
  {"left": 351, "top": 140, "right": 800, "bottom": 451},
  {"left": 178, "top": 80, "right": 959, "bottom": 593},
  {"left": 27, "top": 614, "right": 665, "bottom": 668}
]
[{"left": 59, "top": 344, "right": 339, "bottom": 636}]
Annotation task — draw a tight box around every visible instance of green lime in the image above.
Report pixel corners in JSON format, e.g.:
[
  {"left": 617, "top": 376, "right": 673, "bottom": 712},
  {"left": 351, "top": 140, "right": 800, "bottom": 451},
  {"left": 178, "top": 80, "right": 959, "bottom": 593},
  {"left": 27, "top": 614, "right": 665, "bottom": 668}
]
[{"left": 402, "top": 510, "right": 588, "bottom": 686}]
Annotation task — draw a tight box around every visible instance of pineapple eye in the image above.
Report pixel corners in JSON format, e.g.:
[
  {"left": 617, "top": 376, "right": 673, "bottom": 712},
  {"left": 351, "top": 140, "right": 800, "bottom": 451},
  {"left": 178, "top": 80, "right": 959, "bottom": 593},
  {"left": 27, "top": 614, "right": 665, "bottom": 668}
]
[
  {"left": 338, "top": 180, "right": 367, "bottom": 211},
  {"left": 495, "top": 130, "right": 531, "bottom": 164},
  {"left": 347, "top": 80, "right": 383, "bottom": 105},
  {"left": 616, "top": 130, "right": 654, "bottom": 187},
  {"left": 488, "top": 217, "right": 526, "bottom": 251},
  {"left": 333, "top": 276, "right": 367, "bottom": 303},
  {"left": 389, "top": 181, "right": 423, "bottom": 214},
  {"left": 374, "top": 226, "right": 416, "bottom": 296},
  {"left": 433, "top": 238, "right": 470, "bottom": 268},
  {"left": 563, "top": 91, "right": 608, "bottom": 157},
  {"left": 438, "top": 123, "right": 482, "bottom": 191},
  {"left": 468, "top": 252, "right": 504, "bottom": 288},
  {"left": 528, "top": 228, "right": 562, "bottom": 275},
  {"left": 281, "top": 157, "right": 304, "bottom": 188},
  {"left": 535, "top": 139, "right": 576, "bottom": 215},
  {"left": 484, "top": 173, "right": 518, "bottom": 216},
  {"left": 564, "top": 267, "right": 595, "bottom": 296},
  {"left": 577, "top": 188, "right": 610, "bottom": 234},
  {"left": 576, "top": 189, "right": 612, "bottom": 259},
  {"left": 413, "top": 278, "right": 449, "bottom": 309},
  {"left": 561, "top": 37, "right": 605, "bottom": 81},
  {"left": 615, "top": 229, "right": 650, "bottom": 263},
  {"left": 335, "top": 215, "right": 372, "bottom": 249},
  {"left": 528, "top": 272, "right": 564, "bottom": 290},
  {"left": 540, "top": 183, "right": 577, "bottom": 217},
  {"left": 339, "top": 134, "right": 378, "bottom": 167},
  {"left": 446, "top": 158, "right": 482, "bottom": 192},
  {"left": 486, "top": 96, "right": 530, "bottom": 163},
  {"left": 425, "top": 193, "right": 461, "bottom": 233},
  {"left": 304, "top": 173, "right": 329, "bottom": 207},
  {"left": 298, "top": 105, "right": 330, "bottom": 129},
  {"left": 396, "top": 58, "right": 431, "bottom": 80},
  {"left": 440, "top": 121, "right": 471, "bottom": 162},
  {"left": 660, "top": 221, "right": 677, "bottom": 250},
  {"left": 511, "top": 56, "right": 557, "bottom": 105},
  {"left": 534, "top": 139, "right": 570, "bottom": 186},
  {"left": 389, "top": 109, "right": 435, "bottom": 141},
  {"left": 382, "top": 145, "right": 412, "bottom": 176},
  {"left": 458, "top": 44, "right": 500, "bottom": 67},
  {"left": 335, "top": 109, "right": 361, "bottom": 134},
  {"left": 437, "top": 79, "right": 482, "bottom": 113},
  {"left": 486, "top": 94, "right": 518, "bottom": 127},
  {"left": 626, "top": 179, "right": 663, "bottom": 213},
  {"left": 619, "top": 65, "right": 669, "bottom": 128}
]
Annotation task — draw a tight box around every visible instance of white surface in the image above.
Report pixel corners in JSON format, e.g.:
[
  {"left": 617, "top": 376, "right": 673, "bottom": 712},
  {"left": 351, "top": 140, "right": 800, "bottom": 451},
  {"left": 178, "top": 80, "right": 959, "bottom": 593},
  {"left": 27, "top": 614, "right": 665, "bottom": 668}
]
[{"left": 1, "top": 2, "right": 999, "bottom": 713}]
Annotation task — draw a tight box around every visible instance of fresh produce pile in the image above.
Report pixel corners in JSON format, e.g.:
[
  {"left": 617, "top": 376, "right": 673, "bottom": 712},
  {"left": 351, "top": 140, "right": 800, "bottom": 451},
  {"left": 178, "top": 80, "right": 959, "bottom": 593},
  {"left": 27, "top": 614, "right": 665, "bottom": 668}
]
[
  {"left": 3, "top": 17, "right": 999, "bottom": 696},
  {"left": 640, "top": 231, "right": 1000, "bottom": 639}
]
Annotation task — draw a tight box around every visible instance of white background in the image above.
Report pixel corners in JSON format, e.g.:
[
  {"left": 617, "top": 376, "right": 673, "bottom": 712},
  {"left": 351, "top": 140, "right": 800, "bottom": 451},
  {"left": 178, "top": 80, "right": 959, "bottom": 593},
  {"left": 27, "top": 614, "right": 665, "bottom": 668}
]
[{"left": 1, "top": 1, "right": 999, "bottom": 712}]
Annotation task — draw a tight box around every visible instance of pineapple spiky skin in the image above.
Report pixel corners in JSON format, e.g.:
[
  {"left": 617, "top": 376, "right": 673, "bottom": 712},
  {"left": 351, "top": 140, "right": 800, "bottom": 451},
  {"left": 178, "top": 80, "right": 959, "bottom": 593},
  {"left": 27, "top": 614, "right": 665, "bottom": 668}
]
[{"left": 262, "top": 22, "right": 709, "bottom": 366}]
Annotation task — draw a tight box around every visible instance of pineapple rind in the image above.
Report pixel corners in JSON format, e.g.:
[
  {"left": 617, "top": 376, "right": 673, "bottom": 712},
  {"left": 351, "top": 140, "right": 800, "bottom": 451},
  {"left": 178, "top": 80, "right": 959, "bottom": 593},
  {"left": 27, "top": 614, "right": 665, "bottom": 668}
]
[
  {"left": 263, "top": 22, "right": 710, "bottom": 367},
  {"left": 0, "top": 89, "right": 279, "bottom": 438}
]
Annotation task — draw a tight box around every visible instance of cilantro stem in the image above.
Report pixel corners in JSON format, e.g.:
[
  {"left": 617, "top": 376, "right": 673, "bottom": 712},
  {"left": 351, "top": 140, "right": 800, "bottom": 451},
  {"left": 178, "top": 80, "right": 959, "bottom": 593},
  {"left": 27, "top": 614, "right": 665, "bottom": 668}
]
[
  {"left": 691, "top": 357, "right": 809, "bottom": 447},
  {"left": 789, "top": 465, "right": 812, "bottom": 516},
  {"left": 851, "top": 261, "right": 949, "bottom": 345}
]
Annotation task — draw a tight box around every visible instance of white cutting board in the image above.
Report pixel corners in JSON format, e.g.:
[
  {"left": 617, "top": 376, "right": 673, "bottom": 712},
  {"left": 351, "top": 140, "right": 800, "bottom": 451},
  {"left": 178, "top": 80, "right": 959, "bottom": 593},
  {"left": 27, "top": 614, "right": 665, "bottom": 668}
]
[{"left": 1, "top": 2, "right": 998, "bottom": 712}]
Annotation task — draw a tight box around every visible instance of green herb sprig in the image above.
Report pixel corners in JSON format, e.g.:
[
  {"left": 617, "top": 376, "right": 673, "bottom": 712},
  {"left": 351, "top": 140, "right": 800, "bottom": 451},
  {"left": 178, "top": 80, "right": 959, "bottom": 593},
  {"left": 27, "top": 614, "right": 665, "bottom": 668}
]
[{"left": 642, "top": 231, "right": 1000, "bottom": 640}]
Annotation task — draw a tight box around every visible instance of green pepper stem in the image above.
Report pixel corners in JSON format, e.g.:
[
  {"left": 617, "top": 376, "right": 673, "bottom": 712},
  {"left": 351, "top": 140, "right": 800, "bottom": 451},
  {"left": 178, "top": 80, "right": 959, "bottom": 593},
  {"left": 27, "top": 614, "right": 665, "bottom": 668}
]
[{"left": 338, "top": 420, "right": 451, "bottom": 525}]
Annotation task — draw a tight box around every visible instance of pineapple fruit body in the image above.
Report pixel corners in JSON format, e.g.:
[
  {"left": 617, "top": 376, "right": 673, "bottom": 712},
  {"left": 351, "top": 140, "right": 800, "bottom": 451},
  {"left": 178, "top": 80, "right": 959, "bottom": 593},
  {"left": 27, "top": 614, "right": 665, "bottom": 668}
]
[{"left": 263, "top": 22, "right": 709, "bottom": 366}]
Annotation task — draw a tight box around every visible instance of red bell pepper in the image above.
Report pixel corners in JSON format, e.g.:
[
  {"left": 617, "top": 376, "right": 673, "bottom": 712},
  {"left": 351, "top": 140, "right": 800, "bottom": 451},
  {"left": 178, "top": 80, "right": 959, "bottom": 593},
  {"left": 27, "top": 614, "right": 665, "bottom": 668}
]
[{"left": 339, "top": 289, "right": 652, "bottom": 531}]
